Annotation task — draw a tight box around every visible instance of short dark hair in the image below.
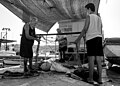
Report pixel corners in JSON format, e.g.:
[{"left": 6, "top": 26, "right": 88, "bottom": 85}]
[{"left": 85, "top": 3, "right": 95, "bottom": 12}]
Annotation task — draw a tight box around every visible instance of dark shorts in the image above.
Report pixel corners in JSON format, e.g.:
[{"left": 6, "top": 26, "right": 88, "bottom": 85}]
[
  {"left": 86, "top": 37, "right": 104, "bottom": 56},
  {"left": 59, "top": 46, "right": 67, "bottom": 52}
]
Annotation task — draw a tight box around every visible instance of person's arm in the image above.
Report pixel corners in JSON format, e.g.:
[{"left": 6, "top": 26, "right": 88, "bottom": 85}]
[
  {"left": 24, "top": 23, "right": 39, "bottom": 41},
  {"left": 55, "top": 35, "right": 59, "bottom": 41},
  {"left": 75, "top": 15, "right": 90, "bottom": 43}
]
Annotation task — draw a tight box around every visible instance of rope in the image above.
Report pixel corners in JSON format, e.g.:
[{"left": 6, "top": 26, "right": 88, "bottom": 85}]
[
  {"left": 35, "top": 39, "right": 40, "bottom": 64},
  {"left": 82, "top": 35, "right": 86, "bottom": 65},
  {"left": 41, "top": 36, "right": 56, "bottom": 51},
  {"left": 55, "top": 41, "right": 57, "bottom": 58},
  {"left": 37, "top": 32, "right": 87, "bottom": 66},
  {"left": 45, "top": 34, "right": 47, "bottom": 60},
  {"left": 42, "top": 36, "right": 55, "bottom": 43},
  {"left": 40, "top": 39, "right": 58, "bottom": 56}
]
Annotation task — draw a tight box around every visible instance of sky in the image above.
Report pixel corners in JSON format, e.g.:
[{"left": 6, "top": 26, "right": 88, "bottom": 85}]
[{"left": 0, "top": 0, "right": 120, "bottom": 45}]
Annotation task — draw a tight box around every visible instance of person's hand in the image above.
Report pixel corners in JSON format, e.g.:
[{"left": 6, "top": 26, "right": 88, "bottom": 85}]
[
  {"left": 74, "top": 37, "right": 81, "bottom": 44},
  {"left": 74, "top": 35, "right": 83, "bottom": 44},
  {"left": 36, "top": 38, "right": 41, "bottom": 42},
  {"left": 74, "top": 39, "right": 78, "bottom": 44},
  {"left": 36, "top": 34, "right": 42, "bottom": 38}
]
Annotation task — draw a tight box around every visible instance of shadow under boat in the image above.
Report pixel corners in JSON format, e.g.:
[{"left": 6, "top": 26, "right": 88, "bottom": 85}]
[{"left": 3, "top": 59, "right": 21, "bottom": 66}]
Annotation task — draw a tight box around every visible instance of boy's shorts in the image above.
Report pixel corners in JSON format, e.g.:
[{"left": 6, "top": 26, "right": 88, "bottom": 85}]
[{"left": 86, "top": 37, "right": 104, "bottom": 56}]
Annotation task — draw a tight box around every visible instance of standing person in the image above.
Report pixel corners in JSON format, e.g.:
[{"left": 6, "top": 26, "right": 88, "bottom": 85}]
[
  {"left": 55, "top": 28, "right": 67, "bottom": 62},
  {"left": 20, "top": 16, "right": 40, "bottom": 76},
  {"left": 75, "top": 3, "right": 103, "bottom": 84}
]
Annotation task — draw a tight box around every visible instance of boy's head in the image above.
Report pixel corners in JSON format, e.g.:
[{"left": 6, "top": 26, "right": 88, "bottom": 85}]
[
  {"left": 85, "top": 3, "right": 95, "bottom": 12},
  {"left": 57, "top": 28, "right": 61, "bottom": 33}
]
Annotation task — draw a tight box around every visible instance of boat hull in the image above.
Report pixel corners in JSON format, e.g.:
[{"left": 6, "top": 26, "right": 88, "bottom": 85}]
[{"left": 104, "top": 38, "right": 120, "bottom": 65}]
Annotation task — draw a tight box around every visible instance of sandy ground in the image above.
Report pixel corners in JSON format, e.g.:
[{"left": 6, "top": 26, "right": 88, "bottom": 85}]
[
  {"left": 0, "top": 60, "right": 120, "bottom": 86},
  {"left": 0, "top": 67, "right": 119, "bottom": 86},
  {"left": 0, "top": 72, "right": 92, "bottom": 86}
]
